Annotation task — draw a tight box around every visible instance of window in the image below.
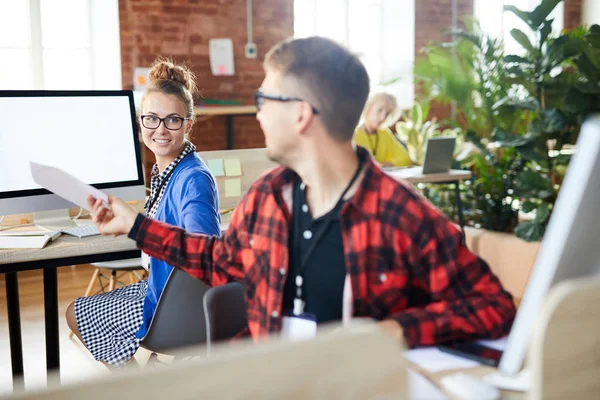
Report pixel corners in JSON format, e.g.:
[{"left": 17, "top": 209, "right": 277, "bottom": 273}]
[
  {"left": 294, "top": 0, "right": 415, "bottom": 109},
  {"left": 0, "top": 0, "right": 122, "bottom": 90},
  {"left": 474, "top": 0, "right": 564, "bottom": 55}
]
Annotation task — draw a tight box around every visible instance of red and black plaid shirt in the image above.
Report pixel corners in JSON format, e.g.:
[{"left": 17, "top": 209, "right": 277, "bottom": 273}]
[{"left": 129, "top": 147, "right": 516, "bottom": 347}]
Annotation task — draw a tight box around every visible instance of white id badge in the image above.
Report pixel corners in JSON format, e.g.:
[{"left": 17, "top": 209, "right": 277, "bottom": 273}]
[
  {"left": 141, "top": 251, "right": 150, "bottom": 271},
  {"left": 281, "top": 312, "right": 317, "bottom": 341}
]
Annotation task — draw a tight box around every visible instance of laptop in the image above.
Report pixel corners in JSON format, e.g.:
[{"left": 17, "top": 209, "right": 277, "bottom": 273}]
[{"left": 384, "top": 137, "right": 456, "bottom": 176}]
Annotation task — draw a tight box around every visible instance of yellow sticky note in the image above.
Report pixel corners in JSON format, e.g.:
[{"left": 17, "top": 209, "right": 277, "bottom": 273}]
[
  {"left": 224, "top": 158, "right": 242, "bottom": 177},
  {"left": 224, "top": 178, "right": 241, "bottom": 197}
]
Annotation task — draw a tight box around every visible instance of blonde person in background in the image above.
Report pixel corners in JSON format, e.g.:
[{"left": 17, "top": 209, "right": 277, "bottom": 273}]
[{"left": 354, "top": 93, "right": 412, "bottom": 167}]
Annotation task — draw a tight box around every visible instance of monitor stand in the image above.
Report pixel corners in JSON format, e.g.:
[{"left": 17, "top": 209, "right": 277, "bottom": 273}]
[{"left": 33, "top": 209, "right": 78, "bottom": 231}]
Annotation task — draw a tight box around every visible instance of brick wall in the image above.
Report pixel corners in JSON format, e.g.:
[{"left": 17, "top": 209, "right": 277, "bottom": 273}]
[
  {"left": 563, "top": 0, "right": 582, "bottom": 29},
  {"left": 119, "top": 0, "right": 293, "bottom": 176},
  {"left": 414, "top": 0, "right": 474, "bottom": 122}
]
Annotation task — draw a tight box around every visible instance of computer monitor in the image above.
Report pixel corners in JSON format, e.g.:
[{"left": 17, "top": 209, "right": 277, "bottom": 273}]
[
  {"left": 498, "top": 115, "right": 600, "bottom": 376},
  {"left": 0, "top": 90, "right": 145, "bottom": 226}
]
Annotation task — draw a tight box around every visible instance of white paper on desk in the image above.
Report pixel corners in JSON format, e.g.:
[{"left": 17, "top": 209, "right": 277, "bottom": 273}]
[
  {"left": 408, "top": 369, "right": 448, "bottom": 399},
  {"left": 30, "top": 162, "right": 108, "bottom": 211},
  {"left": 476, "top": 336, "right": 508, "bottom": 351},
  {"left": 404, "top": 347, "right": 481, "bottom": 373}
]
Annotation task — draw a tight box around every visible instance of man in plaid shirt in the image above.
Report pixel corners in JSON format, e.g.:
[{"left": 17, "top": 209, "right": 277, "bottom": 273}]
[{"left": 89, "top": 37, "right": 516, "bottom": 348}]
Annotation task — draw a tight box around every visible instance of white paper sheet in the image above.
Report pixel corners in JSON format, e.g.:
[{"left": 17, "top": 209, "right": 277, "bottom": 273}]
[
  {"left": 404, "top": 347, "right": 481, "bottom": 373},
  {"left": 30, "top": 161, "right": 108, "bottom": 211},
  {"left": 408, "top": 369, "right": 448, "bottom": 399},
  {"left": 476, "top": 336, "right": 508, "bottom": 351}
]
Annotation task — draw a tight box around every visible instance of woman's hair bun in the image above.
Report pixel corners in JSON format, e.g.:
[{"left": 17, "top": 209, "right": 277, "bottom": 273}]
[{"left": 148, "top": 58, "right": 196, "bottom": 94}]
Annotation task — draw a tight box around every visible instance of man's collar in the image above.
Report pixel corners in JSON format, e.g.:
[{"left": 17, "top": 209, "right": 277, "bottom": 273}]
[{"left": 268, "top": 146, "right": 382, "bottom": 218}]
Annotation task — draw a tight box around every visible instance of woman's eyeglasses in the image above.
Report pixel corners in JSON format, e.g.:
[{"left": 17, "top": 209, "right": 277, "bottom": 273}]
[{"left": 140, "top": 115, "right": 190, "bottom": 130}]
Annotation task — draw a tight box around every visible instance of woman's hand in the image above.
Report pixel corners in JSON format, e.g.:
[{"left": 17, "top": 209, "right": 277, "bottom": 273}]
[{"left": 87, "top": 195, "right": 138, "bottom": 237}]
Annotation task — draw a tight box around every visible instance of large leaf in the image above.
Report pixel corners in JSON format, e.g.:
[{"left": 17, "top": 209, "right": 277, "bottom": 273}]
[
  {"left": 534, "top": 202, "right": 551, "bottom": 223},
  {"left": 504, "top": 55, "right": 531, "bottom": 64},
  {"left": 492, "top": 96, "right": 539, "bottom": 111},
  {"left": 515, "top": 220, "right": 545, "bottom": 241},
  {"left": 530, "top": 109, "right": 566, "bottom": 134},
  {"left": 591, "top": 25, "right": 600, "bottom": 34},
  {"left": 545, "top": 35, "right": 579, "bottom": 69},
  {"left": 516, "top": 144, "right": 548, "bottom": 164},
  {"left": 529, "top": 0, "right": 562, "bottom": 28},
  {"left": 492, "top": 128, "right": 537, "bottom": 147},
  {"left": 504, "top": 5, "right": 534, "bottom": 29},
  {"left": 564, "top": 88, "right": 594, "bottom": 114},
  {"left": 540, "top": 19, "right": 554, "bottom": 46},
  {"left": 575, "top": 82, "right": 600, "bottom": 94},
  {"left": 521, "top": 200, "right": 538, "bottom": 213},
  {"left": 515, "top": 170, "right": 553, "bottom": 199},
  {"left": 574, "top": 54, "right": 600, "bottom": 82},
  {"left": 511, "top": 29, "right": 538, "bottom": 54}
]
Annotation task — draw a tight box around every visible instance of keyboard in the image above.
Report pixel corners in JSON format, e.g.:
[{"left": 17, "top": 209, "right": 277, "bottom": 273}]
[{"left": 61, "top": 225, "right": 100, "bottom": 238}]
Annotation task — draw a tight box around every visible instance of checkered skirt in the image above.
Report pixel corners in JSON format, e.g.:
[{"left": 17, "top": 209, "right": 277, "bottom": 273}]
[{"left": 74, "top": 280, "right": 147, "bottom": 367}]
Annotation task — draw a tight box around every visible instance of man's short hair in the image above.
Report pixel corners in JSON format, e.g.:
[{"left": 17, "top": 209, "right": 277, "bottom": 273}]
[{"left": 264, "top": 37, "right": 370, "bottom": 142}]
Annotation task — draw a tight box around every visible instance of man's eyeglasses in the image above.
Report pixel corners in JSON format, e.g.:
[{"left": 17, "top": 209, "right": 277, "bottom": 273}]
[
  {"left": 140, "top": 115, "right": 190, "bottom": 130},
  {"left": 254, "top": 90, "right": 319, "bottom": 115}
]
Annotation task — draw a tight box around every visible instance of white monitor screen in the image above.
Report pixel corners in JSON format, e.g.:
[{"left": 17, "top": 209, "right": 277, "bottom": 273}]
[{"left": 0, "top": 91, "right": 144, "bottom": 215}]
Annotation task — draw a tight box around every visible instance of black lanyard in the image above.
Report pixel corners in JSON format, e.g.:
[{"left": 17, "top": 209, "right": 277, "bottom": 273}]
[{"left": 291, "top": 158, "right": 363, "bottom": 315}]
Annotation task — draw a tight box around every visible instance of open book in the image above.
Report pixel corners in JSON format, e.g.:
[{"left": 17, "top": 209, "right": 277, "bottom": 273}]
[{"left": 0, "top": 231, "right": 62, "bottom": 250}]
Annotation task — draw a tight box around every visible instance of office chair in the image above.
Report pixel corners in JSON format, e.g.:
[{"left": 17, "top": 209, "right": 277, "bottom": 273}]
[
  {"left": 203, "top": 282, "right": 248, "bottom": 353},
  {"left": 140, "top": 268, "right": 211, "bottom": 355}
]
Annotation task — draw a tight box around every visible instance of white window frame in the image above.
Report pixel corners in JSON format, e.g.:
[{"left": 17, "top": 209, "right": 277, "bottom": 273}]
[
  {"left": 1, "top": 0, "right": 122, "bottom": 90},
  {"left": 474, "top": 0, "right": 564, "bottom": 55},
  {"left": 293, "top": 0, "right": 415, "bottom": 109}
]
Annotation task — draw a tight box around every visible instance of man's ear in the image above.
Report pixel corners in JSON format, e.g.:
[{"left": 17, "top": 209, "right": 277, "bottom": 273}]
[{"left": 296, "top": 101, "right": 316, "bottom": 135}]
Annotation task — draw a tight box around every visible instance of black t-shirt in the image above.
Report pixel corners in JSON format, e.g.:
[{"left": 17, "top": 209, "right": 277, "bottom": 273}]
[{"left": 282, "top": 180, "right": 347, "bottom": 324}]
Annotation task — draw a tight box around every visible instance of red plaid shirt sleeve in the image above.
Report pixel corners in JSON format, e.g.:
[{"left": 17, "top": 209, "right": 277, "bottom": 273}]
[
  {"left": 386, "top": 192, "right": 516, "bottom": 347},
  {"left": 129, "top": 197, "right": 249, "bottom": 287}
]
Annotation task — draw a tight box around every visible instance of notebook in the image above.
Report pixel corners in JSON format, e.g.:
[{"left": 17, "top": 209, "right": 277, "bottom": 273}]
[{"left": 0, "top": 231, "right": 62, "bottom": 249}]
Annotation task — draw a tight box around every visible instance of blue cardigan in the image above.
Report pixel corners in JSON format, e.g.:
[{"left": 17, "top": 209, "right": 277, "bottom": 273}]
[{"left": 135, "top": 152, "right": 220, "bottom": 339}]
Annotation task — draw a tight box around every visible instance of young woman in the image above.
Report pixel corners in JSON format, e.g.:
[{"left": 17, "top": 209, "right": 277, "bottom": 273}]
[
  {"left": 353, "top": 92, "right": 411, "bottom": 167},
  {"left": 66, "top": 59, "right": 221, "bottom": 367}
]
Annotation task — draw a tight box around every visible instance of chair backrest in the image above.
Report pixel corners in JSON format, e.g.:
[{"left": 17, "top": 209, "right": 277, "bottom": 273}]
[
  {"left": 196, "top": 148, "right": 278, "bottom": 210},
  {"left": 140, "top": 268, "right": 211, "bottom": 354},
  {"left": 203, "top": 282, "right": 248, "bottom": 350},
  {"left": 527, "top": 277, "right": 600, "bottom": 400}
]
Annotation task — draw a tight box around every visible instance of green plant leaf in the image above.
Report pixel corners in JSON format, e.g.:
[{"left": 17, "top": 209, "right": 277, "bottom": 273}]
[
  {"left": 540, "top": 19, "right": 554, "bottom": 45},
  {"left": 534, "top": 202, "right": 551, "bottom": 223},
  {"left": 574, "top": 53, "right": 600, "bottom": 82},
  {"left": 514, "top": 220, "right": 544, "bottom": 241},
  {"left": 545, "top": 35, "right": 579, "bottom": 69},
  {"left": 591, "top": 25, "right": 600, "bottom": 34},
  {"left": 492, "top": 128, "right": 537, "bottom": 147},
  {"left": 531, "top": 109, "right": 566, "bottom": 134},
  {"left": 521, "top": 200, "right": 538, "bottom": 213},
  {"left": 504, "top": 5, "right": 534, "bottom": 29},
  {"left": 492, "top": 96, "right": 539, "bottom": 111},
  {"left": 515, "top": 170, "right": 553, "bottom": 199},
  {"left": 564, "top": 88, "right": 594, "bottom": 113},
  {"left": 529, "top": 0, "right": 562, "bottom": 28},
  {"left": 510, "top": 29, "right": 537, "bottom": 54},
  {"left": 575, "top": 82, "right": 600, "bottom": 94},
  {"left": 517, "top": 145, "right": 548, "bottom": 163},
  {"left": 504, "top": 55, "right": 531, "bottom": 64}
]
